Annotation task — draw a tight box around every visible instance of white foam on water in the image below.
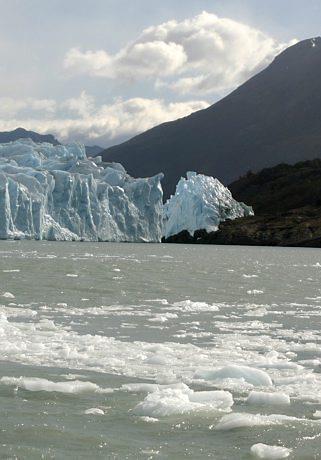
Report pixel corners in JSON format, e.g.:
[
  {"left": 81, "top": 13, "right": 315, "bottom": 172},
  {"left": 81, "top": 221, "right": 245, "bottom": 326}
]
[{"left": 250, "top": 443, "right": 292, "bottom": 459}]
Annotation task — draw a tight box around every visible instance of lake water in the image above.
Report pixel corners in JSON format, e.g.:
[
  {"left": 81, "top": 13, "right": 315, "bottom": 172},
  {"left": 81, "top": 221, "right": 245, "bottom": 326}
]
[{"left": 0, "top": 241, "right": 321, "bottom": 459}]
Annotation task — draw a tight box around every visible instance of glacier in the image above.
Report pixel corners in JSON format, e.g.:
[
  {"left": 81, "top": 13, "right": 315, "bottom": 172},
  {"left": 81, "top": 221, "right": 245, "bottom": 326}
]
[
  {"left": 0, "top": 139, "right": 163, "bottom": 242},
  {"left": 163, "top": 172, "right": 253, "bottom": 239}
]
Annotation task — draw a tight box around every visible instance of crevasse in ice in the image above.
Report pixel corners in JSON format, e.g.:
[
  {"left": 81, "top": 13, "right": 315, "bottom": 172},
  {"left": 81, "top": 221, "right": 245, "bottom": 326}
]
[
  {"left": 163, "top": 171, "right": 253, "bottom": 239},
  {"left": 0, "top": 139, "right": 163, "bottom": 242}
]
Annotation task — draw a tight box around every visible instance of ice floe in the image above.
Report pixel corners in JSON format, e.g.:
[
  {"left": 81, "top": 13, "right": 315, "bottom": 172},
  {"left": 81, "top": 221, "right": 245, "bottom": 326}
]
[{"left": 250, "top": 443, "right": 292, "bottom": 459}]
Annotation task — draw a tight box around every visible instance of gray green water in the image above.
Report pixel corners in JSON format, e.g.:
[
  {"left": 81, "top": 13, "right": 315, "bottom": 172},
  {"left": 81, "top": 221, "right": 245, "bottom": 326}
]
[{"left": 0, "top": 241, "right": 321, "bottom": 459}]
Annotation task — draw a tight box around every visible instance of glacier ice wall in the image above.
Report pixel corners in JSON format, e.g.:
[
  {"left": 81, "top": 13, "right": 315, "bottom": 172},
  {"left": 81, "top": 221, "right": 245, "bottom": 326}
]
[
  {"left": 0, "top": 139, "right": 163, "bottom": 242},
  {"left": 163, "top": 172, "right": 253, "bottom": 239}
]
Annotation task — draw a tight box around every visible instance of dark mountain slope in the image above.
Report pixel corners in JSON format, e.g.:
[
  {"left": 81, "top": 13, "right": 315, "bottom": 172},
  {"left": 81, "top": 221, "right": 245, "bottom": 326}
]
[
  {"left": 0, "top": 127, "right": 60, "bottom": 145},
  {"left": 85, "top": 145, "right": 104, "bottom": 157},
  {"left": 102, "top": 38, "right": 321, "bottom": 198}
]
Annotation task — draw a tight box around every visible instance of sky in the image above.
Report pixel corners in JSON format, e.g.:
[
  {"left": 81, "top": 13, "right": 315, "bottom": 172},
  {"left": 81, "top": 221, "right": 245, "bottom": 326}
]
[{"left": 0, "top": 0, "right": 320, "bottom": 147}]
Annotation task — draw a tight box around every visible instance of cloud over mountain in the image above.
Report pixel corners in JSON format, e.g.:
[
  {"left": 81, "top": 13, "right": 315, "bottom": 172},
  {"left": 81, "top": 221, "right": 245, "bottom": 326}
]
[
  {"left": 64, "top": 12, "right": 295, "bottom": 95},
  {"left": 0, "top": 92, "right": 208, "bottom": 145}
]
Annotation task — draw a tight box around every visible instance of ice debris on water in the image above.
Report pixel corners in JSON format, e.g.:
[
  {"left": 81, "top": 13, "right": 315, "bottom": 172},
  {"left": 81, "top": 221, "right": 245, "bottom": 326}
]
[
  {"left": 0, "top": 139, "right": 163, "bottom": 242},
  {"left": 250, "top": 443, "right": 292, "bottom": 459},
  {"left": 133, "top": 383, "right": 234, "bottom": 417},
  {"left": 163, "top": 171, "right": 253, "bottom": 239},
  {"left": 0, "top": 376, "right": 112, "bottom": 394},
  {"left": 214, "top": 412, "right": 304, "bottom": 431},
  {"left": 246, "top": 391, "right": 290, "bottom": 405},
  {"left": 194, "top": 365, "right": 273, "bottom": 387},
  {"left": 84, "top": 408, "right": 105, "bottom": 415}
]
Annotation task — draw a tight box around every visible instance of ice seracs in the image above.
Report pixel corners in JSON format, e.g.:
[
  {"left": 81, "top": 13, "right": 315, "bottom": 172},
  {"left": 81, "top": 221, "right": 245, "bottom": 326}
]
[
  {"left": 0, "top": 139, "right": 163, "bottom": 242},
  {"left": 163, "top": 171, "right": 253, "bottom": 239}
]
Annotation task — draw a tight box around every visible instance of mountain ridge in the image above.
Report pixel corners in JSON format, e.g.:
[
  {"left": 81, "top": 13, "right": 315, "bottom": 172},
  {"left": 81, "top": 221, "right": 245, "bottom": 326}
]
[
  {"left": 102, "top": 37, "right": 321, "bottom": 198},
  {"left": 0, "top": 128, "right": 104, "bottom": 158}
]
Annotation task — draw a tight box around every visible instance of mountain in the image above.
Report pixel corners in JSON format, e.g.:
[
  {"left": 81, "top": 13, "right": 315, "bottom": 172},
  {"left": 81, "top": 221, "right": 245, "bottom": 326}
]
[
  {"left": 0, "top": 128, "right": 104, "bottom": 157},
  {"left": 102, "top": 37, "right": 321, "bottom": 199},
  {"left": 85, "top": 145, "right": 104, "bottom": 157},
  {"left": 165, "top": 159, "right": 321, "bottom": 247},
  {"left": 0, "top": 127, "right": 60, "bottom": 145}
]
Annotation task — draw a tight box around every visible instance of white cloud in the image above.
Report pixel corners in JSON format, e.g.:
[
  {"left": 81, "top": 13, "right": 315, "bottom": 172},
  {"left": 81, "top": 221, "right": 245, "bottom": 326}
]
[
  {"left": 0, "top": 92, "right": 209, "bottom": 145},
  {"left": 0, "top": 97, "right": 56, "bottom": 118},
  {"left": 64, "top": 11, "right": 296, "bottom": 95}
]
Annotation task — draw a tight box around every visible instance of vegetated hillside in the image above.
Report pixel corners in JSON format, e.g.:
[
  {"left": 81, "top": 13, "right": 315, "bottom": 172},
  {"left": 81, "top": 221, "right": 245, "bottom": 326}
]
[
  {"left": 103, "top": 37, "right": 321, "bottom": 198},
  {"left": 229, "top": 159, "right": 321, "bottom": 215},
  {"left": 165, "top": 159, "right": 321, "bottom": 247}
]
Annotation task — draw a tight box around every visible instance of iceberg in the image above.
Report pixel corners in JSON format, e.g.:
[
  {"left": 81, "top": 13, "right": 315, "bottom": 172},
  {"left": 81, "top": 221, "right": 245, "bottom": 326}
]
[
  {"left": 0, "top": 139, "right": 163, "bottom": 242},
  {"left": 163, "top": 172, "right": 253, "bottom": 239}
]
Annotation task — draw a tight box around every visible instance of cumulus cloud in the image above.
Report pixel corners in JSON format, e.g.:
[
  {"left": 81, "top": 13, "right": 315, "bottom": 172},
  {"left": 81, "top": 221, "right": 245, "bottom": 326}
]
[
  {"left": 64, "top": 11, "right": 296, "bottom": 95},
  {"left": 0, "top": 92, "right": 209, "bottom": 145}
]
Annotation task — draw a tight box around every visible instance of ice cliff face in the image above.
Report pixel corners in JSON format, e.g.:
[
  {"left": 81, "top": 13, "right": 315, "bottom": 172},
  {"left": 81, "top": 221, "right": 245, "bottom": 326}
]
[
  {"left": 163, "top": 172, "right": 253, "bottom": 239},
  {"left": 0, "top": 139, "right": 163, "bottom": 242}
]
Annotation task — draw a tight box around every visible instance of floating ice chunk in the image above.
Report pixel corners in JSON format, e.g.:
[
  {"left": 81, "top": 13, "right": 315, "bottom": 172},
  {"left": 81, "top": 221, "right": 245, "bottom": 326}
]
[
  {"left": 214, "top": 412, "right": 301, "bottom": 431},
  {"left": 172, "top": 300, "right": 220, "bottom": 312},
  {"left": 313, "top": 410, "right": 321, "bottom": 419},
  {"left": 195, "top": 365, "right": 273, "bottom": 387},
  {"left": 122, "top": 383, "right": 160, "bottom": 393},
  {"left": 139, "top": 416, "right": 159, "bottom": 423},
  {"left": 250, "top": 443, "right": 292, "bottom": 459},
  {"left": 122, "top": 382, "right": 187, "bottom": 393},
  {"left": 84, "top": 408, "right": 105, "bottom": 415},
  {"left": 247, "top": 290, "right": 264, "bottom": 295},
  {"left": 2, "top": 292, "right": 15, "bottom": 299},
  {"left": 133, "top": 384, "right": 233, "bottom": 417},
  {"left": 148, "top": 312, "right": 178, "bottom": 323},
  {"left": 0, "top": 376, "right": 110, "bottom": 394},
  {"left": 246, "top": 391, "right": 290, "bottom": 405},
  {"left": 163, "top": 171, "right": 253, "bottom": 238}
]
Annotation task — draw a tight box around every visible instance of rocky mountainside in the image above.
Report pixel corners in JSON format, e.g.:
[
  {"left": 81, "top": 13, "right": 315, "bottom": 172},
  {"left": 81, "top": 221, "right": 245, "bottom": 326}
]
[{"left": 102, "top": 38, "right": 321, "bottom": 199}]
